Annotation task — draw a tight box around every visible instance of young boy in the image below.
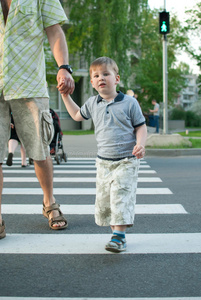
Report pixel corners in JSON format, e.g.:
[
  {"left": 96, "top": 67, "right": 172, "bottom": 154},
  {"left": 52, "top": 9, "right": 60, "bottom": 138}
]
[{"left": 59, "top": 57, "right": 147, "bottom": 253}]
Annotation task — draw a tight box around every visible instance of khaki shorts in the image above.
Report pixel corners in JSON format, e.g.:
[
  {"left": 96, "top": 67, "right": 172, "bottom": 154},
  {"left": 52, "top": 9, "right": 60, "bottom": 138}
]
[
  {"left": 95, "top": 157, "right": 140, "bottom": 227},
  {"left": 0, "top": 94, "right": 54, "bottom": 163}
]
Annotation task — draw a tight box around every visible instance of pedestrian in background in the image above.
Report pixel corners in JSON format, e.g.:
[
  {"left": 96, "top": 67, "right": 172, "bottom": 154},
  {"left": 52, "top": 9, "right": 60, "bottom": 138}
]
[
  {"left": 6, "top": 114, "right": 28, "bottom": 167},
  {"left": 126, "top": 89, "right": 135, "bottom": 97},
  {"left": 60, "top": 57, "right": 147, "bottom": 253},
  {"left": 149, "top": 99, "right": 160, "bottom": 133},
  {"left": 0, "top": 0, "right": 75, "bottom": 239}
]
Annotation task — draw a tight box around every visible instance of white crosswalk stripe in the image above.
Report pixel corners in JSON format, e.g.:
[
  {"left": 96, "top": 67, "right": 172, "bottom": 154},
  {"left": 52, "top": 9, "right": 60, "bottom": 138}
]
[
  {"left": 2, "top": 187, "right": 172, "bottom": 195},
  {"left": 2, "top": 204, "right": 187, "bottom": 214},
  {"left": 2, "top": 169, "right": 156, "bottom": 174},
  {"left": 1, "top": 233, "right": 200, "bottom": 254},
  {"left": 1, "top": 157, "right": 194, "bottom": 298},
  {"left": 3, "top": 164, "right": 151, "bottom": 168},
  {"left": 3, "top": 177, "right": 162, "bottom": 182}
]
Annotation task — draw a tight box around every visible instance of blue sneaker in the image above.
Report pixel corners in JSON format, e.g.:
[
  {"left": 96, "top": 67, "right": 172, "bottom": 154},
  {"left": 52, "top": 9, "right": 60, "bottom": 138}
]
[{"left": 105, "top": 235, "right": 127, "bottom": 253}]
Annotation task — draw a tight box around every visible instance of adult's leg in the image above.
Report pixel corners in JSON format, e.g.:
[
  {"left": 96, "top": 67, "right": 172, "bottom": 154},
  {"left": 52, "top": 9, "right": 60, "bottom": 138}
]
[
  {"left": 6, "top": 139, "right": 19, "bottom": 166},
  {"left": 8, "top": 139, "right": 18, "bottom": 153},
  {"left": 155, "top": 116, "right": 159, "bottom": 133},
  {"left": 0, "top": 94, "right": 11, "bottom": 231},
  {"left": 34, "top": 156, "right": 65, "bottom": 228},
  {"left": 11, "top": 97, "right": 66, "bottom": 229},
  {"left": 20, "top": 145, "right": 27, "bottom": 166},
  {"left": 0, "top": 165, "right": 3, "bottom": 226}
]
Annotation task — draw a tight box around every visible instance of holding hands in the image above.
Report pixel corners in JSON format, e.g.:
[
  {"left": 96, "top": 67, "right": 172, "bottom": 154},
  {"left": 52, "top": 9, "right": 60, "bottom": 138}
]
[{"left": 57, "top": 69, "right": 75, "bottom": 95}]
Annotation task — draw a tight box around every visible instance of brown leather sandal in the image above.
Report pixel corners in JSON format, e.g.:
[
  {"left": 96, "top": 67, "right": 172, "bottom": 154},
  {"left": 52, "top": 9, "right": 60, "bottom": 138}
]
[
  {"left": 0, "top": 220, "right": 6, "bottom": 239},
  {"left": 43, "top": 203, "right": 68, "bottom": 230}
]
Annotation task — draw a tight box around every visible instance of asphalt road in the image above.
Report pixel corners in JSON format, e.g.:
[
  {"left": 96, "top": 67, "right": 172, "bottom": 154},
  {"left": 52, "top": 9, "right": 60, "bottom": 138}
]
[{"left": 0, "top": 156, "right": 201, "bottom": 299}]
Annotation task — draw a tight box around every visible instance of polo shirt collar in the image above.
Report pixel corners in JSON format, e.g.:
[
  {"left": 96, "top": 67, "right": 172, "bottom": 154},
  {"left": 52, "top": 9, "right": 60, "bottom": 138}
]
[{"left": 97, "top": 91, "right": 124, "bottom": 103}]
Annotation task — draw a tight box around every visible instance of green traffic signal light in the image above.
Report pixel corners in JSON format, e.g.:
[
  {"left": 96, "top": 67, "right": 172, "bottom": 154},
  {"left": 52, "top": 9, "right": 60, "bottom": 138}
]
[
  {"left": 161, "top": 21, "right": 168, "bottom": 33},
  {"left": 159, "top": 11, "right": 170, "bottom": 34}
]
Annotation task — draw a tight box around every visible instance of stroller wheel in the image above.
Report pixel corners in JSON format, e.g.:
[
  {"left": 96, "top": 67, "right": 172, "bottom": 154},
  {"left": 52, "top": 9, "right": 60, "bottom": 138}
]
[{"left": 55, "top": 154, "right": 61, "bottom": 165}]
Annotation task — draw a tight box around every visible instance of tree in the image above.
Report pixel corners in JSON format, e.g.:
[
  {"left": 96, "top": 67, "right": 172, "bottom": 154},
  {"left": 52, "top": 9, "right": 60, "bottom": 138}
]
[
  {"left": 66, "top": 0, "right": 148, "bottom": 88},
  {"left": 133, "top": 8, "right": 190, "bottom": 111},
  {"left": 184, "top": 2, "right": 201, "bottom": 71}
]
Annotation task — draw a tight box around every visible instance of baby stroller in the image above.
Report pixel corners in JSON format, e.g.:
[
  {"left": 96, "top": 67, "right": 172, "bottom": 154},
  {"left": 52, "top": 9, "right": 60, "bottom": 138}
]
[
  {"left": 49, "top": 108, "right": 67, "bottom": 164},
  {"left": 29, "top": 109, "right": 67, "bottom": 165}
]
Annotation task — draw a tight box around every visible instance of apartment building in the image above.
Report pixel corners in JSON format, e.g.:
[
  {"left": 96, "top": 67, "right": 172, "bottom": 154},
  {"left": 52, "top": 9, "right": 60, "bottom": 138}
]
[{"left": 175, "top": 74, "right": 199, "bottom": 110}]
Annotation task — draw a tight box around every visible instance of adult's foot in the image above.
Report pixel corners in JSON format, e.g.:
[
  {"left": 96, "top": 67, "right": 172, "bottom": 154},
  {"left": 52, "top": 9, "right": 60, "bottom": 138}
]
[{"left": 43, "top": 201, "right": 68, "bottom": 230}]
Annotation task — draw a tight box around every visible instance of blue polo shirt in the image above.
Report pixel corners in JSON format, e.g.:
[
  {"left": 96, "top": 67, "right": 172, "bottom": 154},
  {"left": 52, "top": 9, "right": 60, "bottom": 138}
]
[{"left": 80, "top": 91, "right": 146, "bottom": 159}]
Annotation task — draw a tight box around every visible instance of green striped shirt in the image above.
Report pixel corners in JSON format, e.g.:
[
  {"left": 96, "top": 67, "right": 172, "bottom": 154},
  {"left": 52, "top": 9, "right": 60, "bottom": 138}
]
[{"left": 0, "top": 0, "right": 67, "bottom": 100}]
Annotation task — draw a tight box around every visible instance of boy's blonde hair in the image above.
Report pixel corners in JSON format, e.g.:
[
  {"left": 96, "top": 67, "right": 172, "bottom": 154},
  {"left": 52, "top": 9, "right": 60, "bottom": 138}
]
[{"left": 89, "top": 57, "right": 119, "bottom": 77}]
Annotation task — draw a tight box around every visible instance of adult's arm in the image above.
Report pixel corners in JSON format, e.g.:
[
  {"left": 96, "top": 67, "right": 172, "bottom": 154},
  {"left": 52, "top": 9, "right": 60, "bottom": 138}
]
[{"left": 45, "top": 24, "right": 75, "bottom": 95}]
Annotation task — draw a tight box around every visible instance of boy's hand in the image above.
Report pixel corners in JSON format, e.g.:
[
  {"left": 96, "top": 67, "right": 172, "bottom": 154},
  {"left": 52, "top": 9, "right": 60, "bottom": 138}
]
[
  {"left": 132, "top": 144, "right": 145, "bottom": 159},
  {"left": 57, "top": 69, "right": 75, "bottom": 95}
]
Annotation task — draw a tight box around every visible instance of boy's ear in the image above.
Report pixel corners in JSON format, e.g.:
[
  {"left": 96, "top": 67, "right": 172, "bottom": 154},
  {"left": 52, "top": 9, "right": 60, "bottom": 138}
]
[
  {"left": 116, "top": 74, "right": 120, "bottom": 85},
  {"left": 90, "top": 79, "right": 95, "bottom": 88}
]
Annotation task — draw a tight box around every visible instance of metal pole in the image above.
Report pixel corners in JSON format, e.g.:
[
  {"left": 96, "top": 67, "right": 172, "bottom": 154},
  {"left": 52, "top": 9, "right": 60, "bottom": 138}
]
[
  {"left": 162, "top": 0, "right": 168, "bottom": 134},
  {"left": 163, "top": 34, "right": 168, "bottom": 134}
]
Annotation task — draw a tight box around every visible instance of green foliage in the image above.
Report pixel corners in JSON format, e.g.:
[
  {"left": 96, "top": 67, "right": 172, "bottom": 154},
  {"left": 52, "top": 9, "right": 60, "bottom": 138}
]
[
  {"left": 184, "top": 2, "right": 201, "bottom": 71},
  {"left": 185, "top": 110, "right": 201, "bottom": 127},
  {"left": 178, "top": 130, "right": 201, "bottom": 137},
  {"left": 169, "top": 106, "right": 201, "bottom": 127},
  {"left": 189, "top": 138, "right": 201, "bottom": 148},
  {"left": 66, "top": 0, "right": 148, "bottom": 88},
  {"left": 134, "top": 8, "right": 189, "bottom": 110},
  {"left": 189, "top": 98, "right": 201, "bottom": 116},
  {"left": 169, "top": 106, "right": 186, "bottom": 120}
]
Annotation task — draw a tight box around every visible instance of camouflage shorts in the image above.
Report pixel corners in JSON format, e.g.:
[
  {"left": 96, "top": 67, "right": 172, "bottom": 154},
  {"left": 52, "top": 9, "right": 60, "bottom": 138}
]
[
  {"left": 95, "top": 157, "right": 140, "bottom": 227},
  {"left": 0, "top": 94, "right": 54, "bottom": 163}
]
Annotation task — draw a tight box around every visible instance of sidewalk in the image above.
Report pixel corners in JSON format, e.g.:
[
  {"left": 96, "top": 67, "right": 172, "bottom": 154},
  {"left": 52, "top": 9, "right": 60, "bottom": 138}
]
[
  {"left": 62, "top": 134, "right": 201, "bottom": 158},
  {"left": 11, "top": 132, "right": 201, "bottom": 158}
]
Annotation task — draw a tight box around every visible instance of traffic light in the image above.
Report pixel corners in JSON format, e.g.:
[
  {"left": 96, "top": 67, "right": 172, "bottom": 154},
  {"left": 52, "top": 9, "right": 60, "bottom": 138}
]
[{"left": 159, "top": 11, "right": 170, "bottom": 34}]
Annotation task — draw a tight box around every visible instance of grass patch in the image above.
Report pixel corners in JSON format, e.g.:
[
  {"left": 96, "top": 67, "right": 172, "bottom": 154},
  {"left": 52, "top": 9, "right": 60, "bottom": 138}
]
[
  {"left": 63, "top": 130, "right": 94, "bottom": 135},
  {"left": 147, "top": 142, "right": 191, "bottom": 149},
  {"left": 147, "top": 139, "right": 201, "bottom": 149},
  {"left": 189, "top": 138, "right": 201, "bottom": 148},
  {"left": 176, "top": 130, "right": 201, "bottom": 137}
]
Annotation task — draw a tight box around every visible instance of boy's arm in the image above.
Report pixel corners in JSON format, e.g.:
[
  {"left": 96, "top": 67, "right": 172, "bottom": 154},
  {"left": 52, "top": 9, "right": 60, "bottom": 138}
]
[
  {"left": 61, "top": 94, "right": 85, "bottom": 122},
  {"left": 132, "top": 124, "right": 147, "bottom": 159}
]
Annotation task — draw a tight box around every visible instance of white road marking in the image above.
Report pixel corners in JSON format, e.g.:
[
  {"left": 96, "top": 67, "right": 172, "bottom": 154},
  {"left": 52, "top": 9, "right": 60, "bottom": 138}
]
[
  {"left": 2, "top": 187, "right": 172, "bottom": 195},
  {"left": 2, "top": 204, "right": 187, "bottom": 215},
  {"left": 3, "top": 177, "right": 162, "bottom": 183},
  {"left": 0, "top": 233, "right": 200, "bottom": 254},
  {"left": 2, "top": 170, "right": 156, "bottom": 174},
  {"left": 3, "top": 164, "right": 150, "bottom": 169}
]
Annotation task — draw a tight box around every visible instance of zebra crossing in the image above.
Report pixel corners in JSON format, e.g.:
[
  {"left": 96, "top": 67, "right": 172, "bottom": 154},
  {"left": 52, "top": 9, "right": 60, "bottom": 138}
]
[
  {"left": 0, "top": 157, "right": 198, "bottom": 255},
  {"left": 0, "top": 157, "right": 200, "bottom": 299}
]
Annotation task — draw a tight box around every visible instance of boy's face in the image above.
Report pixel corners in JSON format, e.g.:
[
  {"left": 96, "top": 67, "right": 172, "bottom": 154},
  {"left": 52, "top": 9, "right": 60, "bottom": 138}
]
[{"left": 90, "top": 64, "right": 120, "bottom": 96}]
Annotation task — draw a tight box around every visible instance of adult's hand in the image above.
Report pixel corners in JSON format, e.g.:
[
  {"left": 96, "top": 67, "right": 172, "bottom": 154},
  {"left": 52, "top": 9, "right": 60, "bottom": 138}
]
[{"left": 57, "top": 69, "right": 75, "bottom": 95}]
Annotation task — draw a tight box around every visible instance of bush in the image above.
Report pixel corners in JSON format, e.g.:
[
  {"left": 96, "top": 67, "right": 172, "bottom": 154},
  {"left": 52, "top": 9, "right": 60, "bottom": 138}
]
[
  {"left": 169, "top": 107, "right": 201, "bottom": 127},
  {"left": 185, "top": 111, "right": 201, "bottom": 127},
  {"left": 169, "top": 107, "right": 185, "bottom": 120}
]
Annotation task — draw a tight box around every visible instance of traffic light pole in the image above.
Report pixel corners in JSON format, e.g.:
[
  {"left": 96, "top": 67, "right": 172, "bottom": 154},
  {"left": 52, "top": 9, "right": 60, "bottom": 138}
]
[{"left": 163, "top": 34, "right": 168, "bottom": 134}]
